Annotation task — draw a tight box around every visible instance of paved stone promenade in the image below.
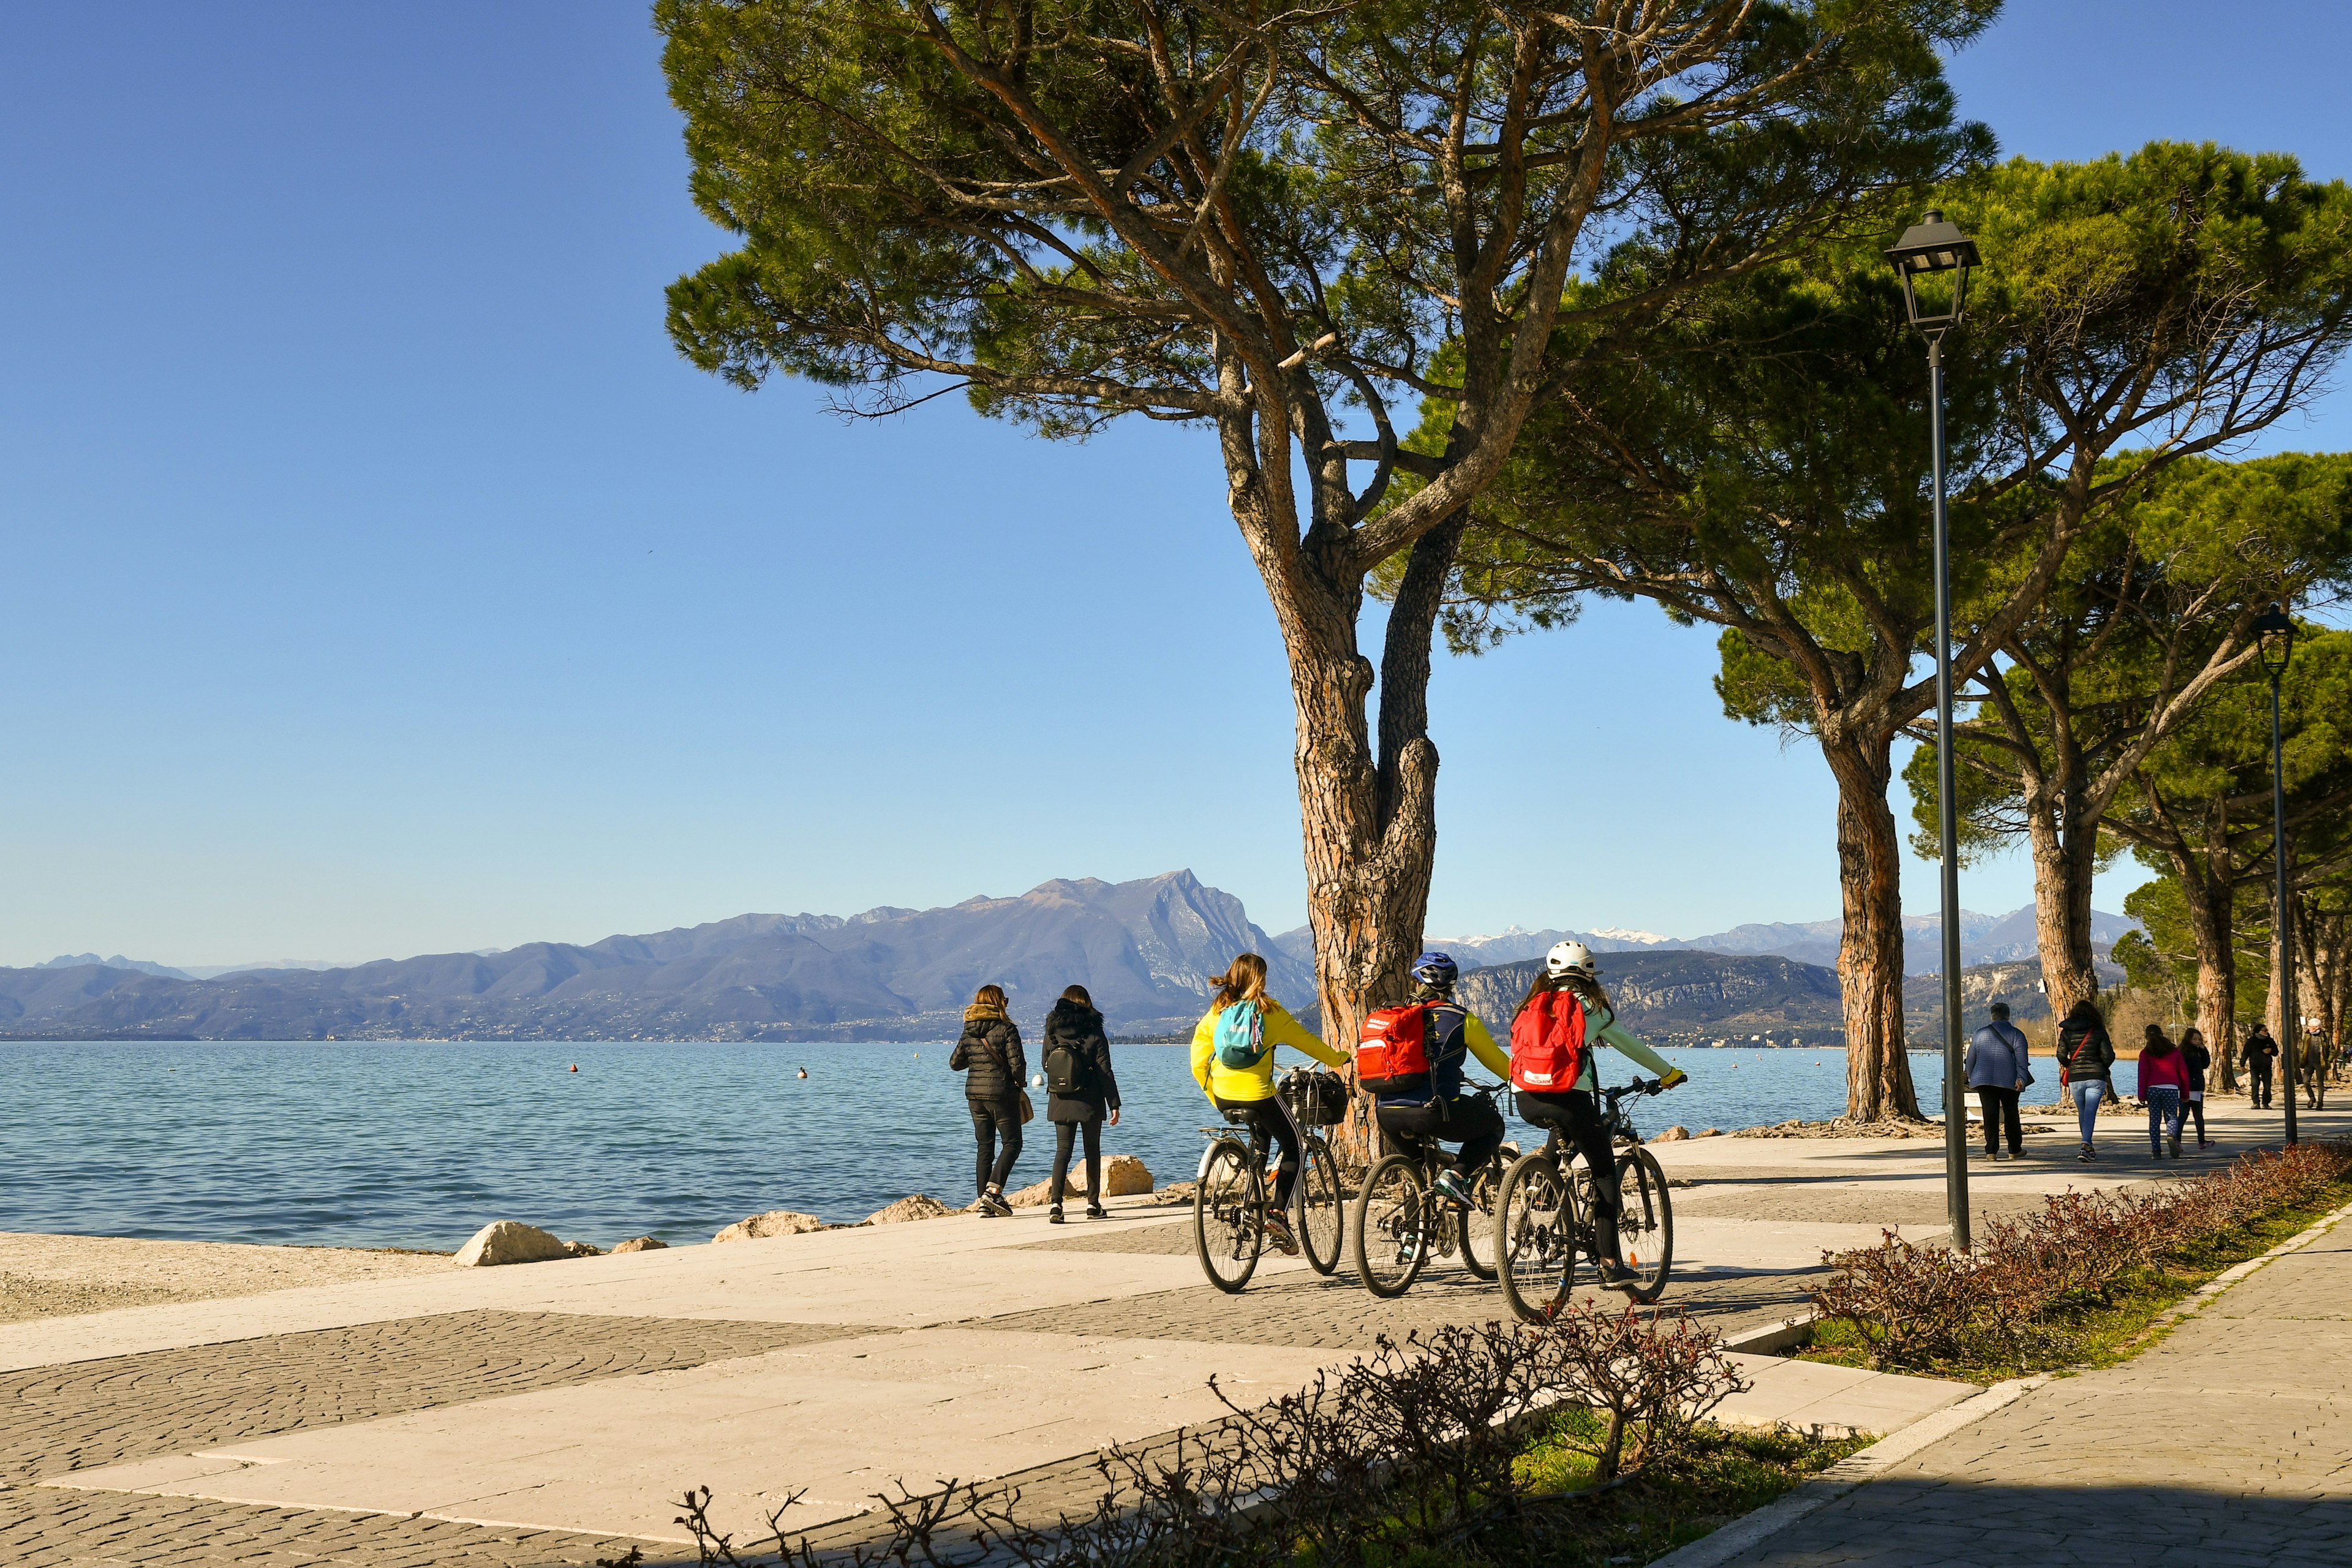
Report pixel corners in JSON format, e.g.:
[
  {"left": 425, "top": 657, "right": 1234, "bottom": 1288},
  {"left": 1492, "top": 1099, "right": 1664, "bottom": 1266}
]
[
  {"left": 4, "top": 1093, "right": 2339, "bottom": 1567},
  {"left": 1715, "top": 1190, "right": 2352, "bottom": 1566}
]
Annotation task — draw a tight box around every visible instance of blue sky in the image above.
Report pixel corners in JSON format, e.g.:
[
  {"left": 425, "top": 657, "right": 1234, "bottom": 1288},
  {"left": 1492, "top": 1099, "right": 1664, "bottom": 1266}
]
[{"left": 4, "top": 2, "right": 2349, "bottom": 968}]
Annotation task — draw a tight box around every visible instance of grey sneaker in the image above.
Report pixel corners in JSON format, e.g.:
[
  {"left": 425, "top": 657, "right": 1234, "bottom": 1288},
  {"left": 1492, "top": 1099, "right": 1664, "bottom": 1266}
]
[{"left": 1433, "top": 1169, "right": 1476, "bottom": 1208}]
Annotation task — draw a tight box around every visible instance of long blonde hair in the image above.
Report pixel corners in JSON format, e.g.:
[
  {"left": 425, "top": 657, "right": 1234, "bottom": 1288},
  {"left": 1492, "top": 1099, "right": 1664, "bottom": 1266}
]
[
  {"left": 965, "top": 984, "right": 1010, "bottom": 1023},
  {"left": 1209, "top": 953, "right": 1269, "bottom": 1012}
]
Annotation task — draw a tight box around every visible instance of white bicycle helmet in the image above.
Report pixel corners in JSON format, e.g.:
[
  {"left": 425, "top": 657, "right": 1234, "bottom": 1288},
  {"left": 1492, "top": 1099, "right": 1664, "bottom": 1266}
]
[{"left": 1545, "top": 940, "right": 1597, "bottom": 979}]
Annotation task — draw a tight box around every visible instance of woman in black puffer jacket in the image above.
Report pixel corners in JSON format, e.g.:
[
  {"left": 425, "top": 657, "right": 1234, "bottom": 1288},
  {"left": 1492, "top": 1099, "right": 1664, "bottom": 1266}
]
[
  {"left": 951, "top": 985, "right": 1026, "bottom": 1215},
  {"left": 1041, "top": 986, "right": 1120, "bottom": 1223}
]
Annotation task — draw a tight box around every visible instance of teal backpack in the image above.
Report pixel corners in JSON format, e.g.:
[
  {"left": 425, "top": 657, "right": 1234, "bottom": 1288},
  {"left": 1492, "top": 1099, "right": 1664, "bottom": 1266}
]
[{"left": 1213, "top": 1001, "right": 1269, "bottom": 1070}]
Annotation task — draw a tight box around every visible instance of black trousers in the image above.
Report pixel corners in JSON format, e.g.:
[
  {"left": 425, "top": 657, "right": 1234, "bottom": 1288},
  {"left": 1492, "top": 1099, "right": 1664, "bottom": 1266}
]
[
  {"left": 1975, "top": 1086, "right": 2024, "bottom": 1155},
  {"left": 1374, "top": 1095, "right": 1507, "bottom": 1174},
  {"left": 1214, "top": 1094, "right": 1302, "bottom": 1205},
  {"left": 1515, "top": 1088, "right": 1622, "bottom": 1264},
  {"left": 1049, "top": 1117, "right": 1102, "bottom": 1207},
  {"left": 2252, "top": 1067, "right": 2274, "bottom": 1107},
  {"left": 2184, "top": 1095, "right": 2207, "bottom": 1142},
  {"left": 969, "top": 1097, "right": 1022, "bottom": 1194}
]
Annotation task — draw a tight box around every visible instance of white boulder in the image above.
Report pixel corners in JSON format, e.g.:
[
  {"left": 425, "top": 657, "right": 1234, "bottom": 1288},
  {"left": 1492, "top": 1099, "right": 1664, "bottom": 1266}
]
[{"left": 452, "top": 1221, "right": 571, "bottom": 1267}]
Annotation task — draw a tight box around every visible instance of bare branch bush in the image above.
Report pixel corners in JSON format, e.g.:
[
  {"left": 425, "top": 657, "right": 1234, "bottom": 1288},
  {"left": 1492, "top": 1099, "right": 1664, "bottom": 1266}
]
[
  {"left": 631, "top": 1312, "right": 1743, "bottom": 1567},
  {"left": 1815, "top": 1139, "right": 2352, "bottom": 1371}
]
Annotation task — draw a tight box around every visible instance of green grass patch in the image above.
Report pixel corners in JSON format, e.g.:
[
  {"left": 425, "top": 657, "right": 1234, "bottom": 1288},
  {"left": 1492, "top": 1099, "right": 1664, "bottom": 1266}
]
[
  {"left": 1796, "top": 1178, "right": 2352, "bottom": 1382},
  {"left": 1349, "top": 1414, "right": 1870, "bottom": 1567}
]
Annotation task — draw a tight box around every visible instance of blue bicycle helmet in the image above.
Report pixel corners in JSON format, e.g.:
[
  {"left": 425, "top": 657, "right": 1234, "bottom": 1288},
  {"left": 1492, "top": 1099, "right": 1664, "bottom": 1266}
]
[{"left": 1411, "top": 950, "right": 1458, "bottom": 988}]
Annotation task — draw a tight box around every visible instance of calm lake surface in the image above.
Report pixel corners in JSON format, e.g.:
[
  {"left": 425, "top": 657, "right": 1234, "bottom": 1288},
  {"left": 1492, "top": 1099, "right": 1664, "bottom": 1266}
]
[{"left": 0, "top": 1041, "right": 1955, "bottom": 1251}]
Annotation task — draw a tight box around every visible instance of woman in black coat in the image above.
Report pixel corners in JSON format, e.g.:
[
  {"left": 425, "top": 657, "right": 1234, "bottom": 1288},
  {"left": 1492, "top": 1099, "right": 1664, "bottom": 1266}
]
[
  {"left": 951, "top": 984, "right": 1026, "bottom": 1215},
  {"left": 1041, "top": 985, "right": 1120, "bottom": 1222}
]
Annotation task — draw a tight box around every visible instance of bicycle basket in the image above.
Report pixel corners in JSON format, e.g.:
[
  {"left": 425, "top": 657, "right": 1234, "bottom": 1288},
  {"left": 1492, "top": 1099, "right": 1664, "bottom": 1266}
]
[{"left": 1281, "top": 1068, "right": 1351, "bottom": 1126}]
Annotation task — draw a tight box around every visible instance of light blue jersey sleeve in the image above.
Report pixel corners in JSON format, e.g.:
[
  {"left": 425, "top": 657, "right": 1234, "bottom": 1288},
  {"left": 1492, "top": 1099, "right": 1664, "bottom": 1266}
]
[{"left": 1575, "top": 1008, "right": 1678, "bottom": 1090}]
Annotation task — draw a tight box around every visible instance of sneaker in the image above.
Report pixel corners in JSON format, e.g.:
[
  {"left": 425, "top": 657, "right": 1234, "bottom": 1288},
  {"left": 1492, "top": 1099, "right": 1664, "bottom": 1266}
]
[
  {"left": 1047, "top": 1205, "right": 1065, "bottom": 1225},
  {"left": 2078, "top": 1143, "right": 2094, "bottom": 1163},
  {"left": 1262, "top": 1213, "right": 1301, "bottom": 1256},
  {"left": 2168, "top": 1136, "right": 2182, "bottom": 1158},
  {"left": 1991, "top": 1151, "right": 2010, "bottom": 1163},
  {"left": 1085, "top": 1204, "right": 1107, "bottom": 1220},
  {"left": 981, "top": 1187, "right": 1012, "bottom": 1218},
  {"left": 1595, "top": 1260, "right": 1637, "bottom": 1291},
  {"left": 1432, "top": 1169, "right": 1475, "bottom": 1208}
]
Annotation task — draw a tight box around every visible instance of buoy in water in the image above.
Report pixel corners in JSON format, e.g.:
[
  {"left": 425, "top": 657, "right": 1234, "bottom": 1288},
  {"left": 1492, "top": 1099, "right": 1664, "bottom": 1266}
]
[
  {"left": 569, "top": 1064, "right": 579, "bottom": 1072},
  {"left": 797, "top": 1067, "right": 809, "bottom": 1079}
]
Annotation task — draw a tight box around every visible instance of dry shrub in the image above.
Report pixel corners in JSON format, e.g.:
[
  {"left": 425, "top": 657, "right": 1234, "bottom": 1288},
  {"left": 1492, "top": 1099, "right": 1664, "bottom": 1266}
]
[
  {"left": 628, "top": 1312, "right": 1743, "bottom": 1568},
  {"left": 1815, "top": 1139, "right": 2352, "bottom": 1371}
]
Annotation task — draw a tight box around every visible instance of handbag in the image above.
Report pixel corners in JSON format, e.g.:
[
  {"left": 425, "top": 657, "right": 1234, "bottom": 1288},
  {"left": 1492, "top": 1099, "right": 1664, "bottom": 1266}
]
[{"left": 1018, "top": 1090, "right": 1036, "bottom": 1124}]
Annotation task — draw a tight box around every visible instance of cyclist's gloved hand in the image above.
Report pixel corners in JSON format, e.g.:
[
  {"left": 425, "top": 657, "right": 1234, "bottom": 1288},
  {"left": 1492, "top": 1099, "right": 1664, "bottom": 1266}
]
[{"left": 1659, "top": 1068, "right": 1689, "bottom": 1091}]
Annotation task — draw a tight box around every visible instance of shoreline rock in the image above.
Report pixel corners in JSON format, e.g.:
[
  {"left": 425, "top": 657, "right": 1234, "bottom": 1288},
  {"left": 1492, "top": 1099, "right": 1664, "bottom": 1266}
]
[
  {"left": 610, "top": 1235, "right": 668, "bottom": 1254},
  {"left": 1005, "top": 1153, "right": 1155, "bottom": 1208},
  {"left": 864, "top": 1194, "right": 957, "bottom": 1226},
  {"left": 713, "top": 1210, "right": 826, "bottom": 1243},
  {"left": 452, "top": 1221, "right": 571, "bottom": 1267}
]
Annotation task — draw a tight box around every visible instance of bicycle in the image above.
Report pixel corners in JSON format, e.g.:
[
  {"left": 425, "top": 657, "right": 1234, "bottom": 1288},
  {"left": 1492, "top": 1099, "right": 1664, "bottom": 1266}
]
[
  {"left": 1192, "top": 1068, "right": 1348, "bottom": 1292},
  {"left": 1349, "top": 1085, "right": 1509, "bottom": 1298},
  {"left": 1493, "top": 1076, "right": 1674, "bottom": 1320}
]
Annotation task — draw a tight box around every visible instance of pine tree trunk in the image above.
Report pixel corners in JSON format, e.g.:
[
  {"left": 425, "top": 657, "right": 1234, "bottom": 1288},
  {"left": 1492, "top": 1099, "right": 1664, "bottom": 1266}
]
[
  {"left": 2174, "top": 835, "right": 2240, "bottom": 1093},
  {"left": 1826, "top": 739, "right": 1923, "bottom": 1121},
  {"left": 2029, "top": 806, "right": 2101, "bottom": 1020}
]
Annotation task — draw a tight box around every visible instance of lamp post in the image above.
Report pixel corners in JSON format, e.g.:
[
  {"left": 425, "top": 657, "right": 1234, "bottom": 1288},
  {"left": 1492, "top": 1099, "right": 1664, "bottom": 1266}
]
[
  {"left": 2253, "top": 601, "right": 2299, "bottom": 1144},
  {"left": 1887, "top": 209, "right": 1981, "bottom": 1248}
]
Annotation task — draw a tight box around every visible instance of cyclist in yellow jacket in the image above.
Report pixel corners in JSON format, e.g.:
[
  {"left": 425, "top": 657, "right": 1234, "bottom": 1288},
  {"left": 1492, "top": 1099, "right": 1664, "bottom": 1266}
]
[{"left": 1189, "top": 952, "right": 1346, "bottom": 1254}]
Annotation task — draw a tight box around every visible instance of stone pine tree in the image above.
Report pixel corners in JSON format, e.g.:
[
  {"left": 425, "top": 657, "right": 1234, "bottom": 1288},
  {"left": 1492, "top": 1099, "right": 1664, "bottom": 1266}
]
[
  {"left": 653, "top": 0, "right": 1991, "bottom": 1084},
  {"left": 1903, "top": 452, "right": 2352, "bottom": 1023},
  {"left": 2108, "top": 626, "right": 2352, "bottom": 1084},
  {"left": 1433, "top": 143, "right": 2352, "bottom": 1121}
]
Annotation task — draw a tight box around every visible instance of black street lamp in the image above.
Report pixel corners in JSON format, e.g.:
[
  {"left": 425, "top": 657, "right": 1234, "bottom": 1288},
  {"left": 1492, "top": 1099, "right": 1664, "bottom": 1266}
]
[
  {"left": 1888, "top": 209, "right": 1981, "bottom": 1248},
  {"left": 2253, "top": 601, "right": 2300, "bottom": 1144}
]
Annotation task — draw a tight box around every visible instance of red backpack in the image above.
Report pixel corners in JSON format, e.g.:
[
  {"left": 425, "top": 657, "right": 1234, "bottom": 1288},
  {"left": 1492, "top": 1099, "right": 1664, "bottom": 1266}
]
[
  {"left": 1355, "top": 1003, "right": 1436, "bottom": 1093},
  {"left": 1510, "top": 990, "right": 1588, "bottom": 1091}
]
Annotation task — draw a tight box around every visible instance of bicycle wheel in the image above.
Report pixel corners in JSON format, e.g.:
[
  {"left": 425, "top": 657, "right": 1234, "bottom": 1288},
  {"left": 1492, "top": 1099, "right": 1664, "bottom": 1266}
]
[
  {"left": 1351, "top": 1153, "right": 1431, "bottom": 1298},
  {"left": 1495, "top": 1152, "right": 1578, "bottom": 1324},
  {"left": 1455, "top": 1160, "right": 1500, "bottom": 1281},
  {"left": 1194, "top": 1140, "right": 1264, "bottom": 1293},
  {"left": 1293, "top": 1135, "right": 1343, "bottom": 1276},
  {"left": 1616, "top": 1145, "right": 1675, "bottom": 1303}
]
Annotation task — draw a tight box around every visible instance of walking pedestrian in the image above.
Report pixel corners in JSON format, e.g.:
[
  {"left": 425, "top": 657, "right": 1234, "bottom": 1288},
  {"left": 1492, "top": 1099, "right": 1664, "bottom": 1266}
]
[
  {"left": 2179, "top": 1027, "right": 2212, "bottom": 1148},
  {"left": 2055, "top": 998, "right": 2116, "bottom": 1163},
  {"left": 2302, "top": 1023, "right": 2328, "bottom": 1110},
  {"left": 1041, "top": 984, "right": 1120, "bottom": 1224},
  {"left": 951, "top": 984, "right": 1027, "bottom": 1215},
  {"left": 2137, "top": 1024, "right": 2191, "bottom": 1159},
  {"left": 1964, "top": 1001, "right": 2032, "bottom": 1161},
  {"left": 2244, "top": 1023, "right": 2280, "bottom": 1109}
]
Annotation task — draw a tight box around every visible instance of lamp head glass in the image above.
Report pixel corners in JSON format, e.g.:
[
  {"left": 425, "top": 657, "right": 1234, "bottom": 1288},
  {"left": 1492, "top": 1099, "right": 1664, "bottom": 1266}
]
[
  {"left": 2253, "top": 603, "right": 2297, "bottom": 676},
  {"left": 1886, "top": 208, "right": 1980, "bottom": 331}
]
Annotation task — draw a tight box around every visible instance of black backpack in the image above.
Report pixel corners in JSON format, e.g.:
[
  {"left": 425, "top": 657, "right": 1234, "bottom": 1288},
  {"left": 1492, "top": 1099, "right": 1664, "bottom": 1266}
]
[{"left": 1044, "top": 1033, "right": 1088, "bottom": 1096}]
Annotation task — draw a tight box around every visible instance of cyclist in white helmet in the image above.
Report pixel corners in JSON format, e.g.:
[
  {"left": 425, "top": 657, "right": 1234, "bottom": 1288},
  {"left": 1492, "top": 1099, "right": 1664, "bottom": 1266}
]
[{"left": 1509, "top": 940, "right": 1686, "bottom": 1289}]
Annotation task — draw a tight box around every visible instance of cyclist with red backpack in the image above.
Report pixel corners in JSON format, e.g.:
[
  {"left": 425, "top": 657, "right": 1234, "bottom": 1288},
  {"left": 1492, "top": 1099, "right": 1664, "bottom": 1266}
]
[
  {"left": 1357, "top": 951, "right": 1511, "bottom": 1210},
  {"left": 1189, "top": 952, "right": 1346, "bottom": 1255},
  {"left": 1510, "top": 941, "right": 1686, "bottom": 1289}
]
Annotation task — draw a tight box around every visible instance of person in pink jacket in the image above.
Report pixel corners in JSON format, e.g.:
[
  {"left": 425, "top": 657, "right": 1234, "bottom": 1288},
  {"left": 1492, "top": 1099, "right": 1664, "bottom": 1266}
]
[{"left": 2136, "top": 1025, "right": 2192, "bottom": 1159}]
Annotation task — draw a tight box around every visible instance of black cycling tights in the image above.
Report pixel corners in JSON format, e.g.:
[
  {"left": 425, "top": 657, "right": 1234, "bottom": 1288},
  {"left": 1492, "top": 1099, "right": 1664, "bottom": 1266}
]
[
  {"left": 1050, "top": 1117, "right": 1102, "bottom": 1207},
  {"left": 1515, "top": 1088, "right": 1622, "bottom": 1264},
  {"left": 1214, "top": 1095, "right": 1302, "bottom": 1205},
  {"left": 970, "top": 1097, "right": 1023, "bottom": 1194}
]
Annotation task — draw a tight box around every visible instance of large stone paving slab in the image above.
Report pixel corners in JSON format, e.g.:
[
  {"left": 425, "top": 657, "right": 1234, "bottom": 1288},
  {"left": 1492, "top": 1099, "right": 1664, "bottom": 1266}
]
[
  {"left": 48, "top": 1327, "right": 1351, "bottom": 1545},
  {"left": 4, "top": 1310, "right": 870, "bottom": 1484}
]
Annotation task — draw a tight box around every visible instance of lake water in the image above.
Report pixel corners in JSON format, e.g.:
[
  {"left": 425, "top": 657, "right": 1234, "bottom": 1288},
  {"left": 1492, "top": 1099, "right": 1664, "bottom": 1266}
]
[{"left": 0, "top": 1041, "right": 1953, "bottom": 1251}]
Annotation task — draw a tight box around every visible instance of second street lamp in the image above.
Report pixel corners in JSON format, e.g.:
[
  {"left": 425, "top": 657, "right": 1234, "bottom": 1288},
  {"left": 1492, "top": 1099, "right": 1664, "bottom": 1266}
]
[
  {"left": 1887, "top": 209, "right": 1981, "bottom": 1248},
  {"left": 2253, "top": 601, "right": 2300, "bottom": 1145}
]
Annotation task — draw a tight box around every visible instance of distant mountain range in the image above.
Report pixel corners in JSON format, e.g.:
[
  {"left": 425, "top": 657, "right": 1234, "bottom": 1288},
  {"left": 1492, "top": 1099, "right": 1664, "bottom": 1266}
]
[
  {"left": 0, "top": 872, "right": 1312, "bottom": 1041},
  {"left": 1343, "top": 903, "right": 2139, "bottom": 976}
]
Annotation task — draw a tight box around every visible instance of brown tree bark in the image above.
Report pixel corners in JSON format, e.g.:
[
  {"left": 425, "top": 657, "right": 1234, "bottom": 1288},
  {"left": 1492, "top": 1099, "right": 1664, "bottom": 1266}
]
[
  {"left": 2176, "top": 804, "right": 2242, "bottom": 1093},
  {"left": 2026, "top": 794, "right": 2103, "bottom": 1023},
  {"left": 1825, "top": 736, "right": 1923, "bottom": 1121}
]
